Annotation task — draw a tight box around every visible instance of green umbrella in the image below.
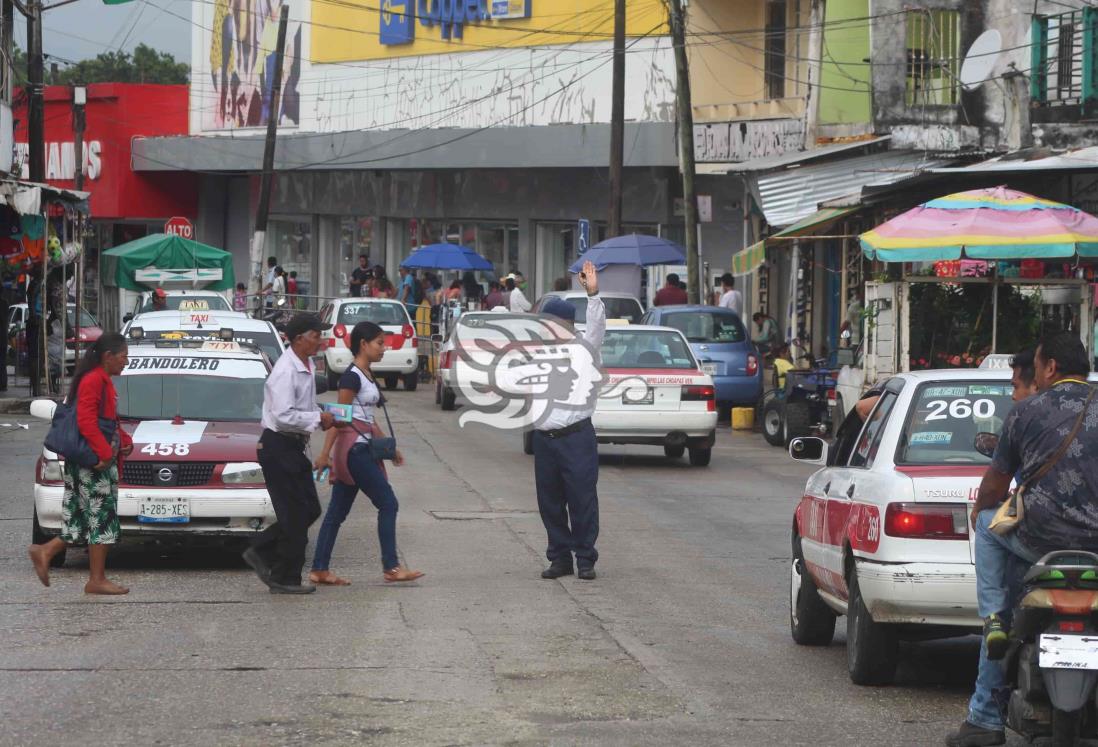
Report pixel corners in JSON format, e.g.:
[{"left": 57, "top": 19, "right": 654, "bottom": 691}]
[{"left": 101, "top": 233, "right": 236, "bottom": 291}]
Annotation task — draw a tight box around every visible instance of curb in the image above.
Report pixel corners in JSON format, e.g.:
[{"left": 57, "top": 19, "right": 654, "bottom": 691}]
[{"left": 0, "top": 397, "right": 33, "bottom": 414}]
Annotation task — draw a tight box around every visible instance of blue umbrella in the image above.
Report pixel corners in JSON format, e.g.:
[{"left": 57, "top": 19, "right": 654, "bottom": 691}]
[
  {"left": 568, "top": 234, "right": 687, "bottom": 272},
  {"left": 400, "top": 243, "right": 494, "bottom": 271}
]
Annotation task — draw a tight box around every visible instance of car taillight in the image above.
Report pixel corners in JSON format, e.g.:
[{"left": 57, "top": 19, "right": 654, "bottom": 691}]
[
  {"left": 682, "top": 384, "right": 716, "bottom": 412},
  {"left": 332, "top": 323, "right": 347, "bottom": 348},
  {"left": 37, "top": 457, "right": 64, "bottom": 485},
  {"left": 884, "top": 503, "right": 968, "bottom": 540},
  {"left": 402, "top": 323, "right": 415, "bottom": 339},
  {"left": 746, "top": 353, "right": 758, "bottom": 377},
  {"left": 1060, "top": 620, "right": 1086, "bottom": 632},
  {"left": 333, "top": 323, "right": 346, "bottom": 338},
  {"left": 440, "top": 351, "right": 454, "bottom": 369}
]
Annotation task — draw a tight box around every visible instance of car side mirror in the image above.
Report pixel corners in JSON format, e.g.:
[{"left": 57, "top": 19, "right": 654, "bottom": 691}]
[
  {"left": 974, "top": 431, "right": 999, "bottom": 458},
  {"left": 123, "top": 313, "right": 133, "bottom": 323},
  {"left": 789, "top": 436, "right": 828, "bottom": 465},
  {"left": 30, "top": 398, "right": 57, "bottom": 421}
]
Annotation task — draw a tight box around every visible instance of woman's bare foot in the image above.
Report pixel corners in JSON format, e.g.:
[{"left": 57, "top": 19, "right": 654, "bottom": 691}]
[
  {"left": 28, "top": 545, "right": 51, "bottom": 587},
  {"left": 308, "top": 570, "right": 351, "bottom": 586},
  {"left": 384, "top": 566, "right": 424, "bottom": 583},
  {"left": 84, "top": 579, "right": 129, "bottom": 595}
]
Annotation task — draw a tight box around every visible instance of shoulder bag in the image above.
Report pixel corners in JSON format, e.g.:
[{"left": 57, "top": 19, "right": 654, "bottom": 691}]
[
  {"left": 43, "top": 381, "right": 118, "bottom": 468},
  {"left": 989, "top": 386, "right": 1096, "bottom": 536},
  {"left": 349, "top": 365, "right": 398, "bottom": 461}
]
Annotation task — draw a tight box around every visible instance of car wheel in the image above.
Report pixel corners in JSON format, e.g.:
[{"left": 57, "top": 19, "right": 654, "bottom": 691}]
[
  {"left": 523, "top": 430, "right": 534, "bottom": 455},
  {"left": 441, "top": 386, "right": 456, "bottom": 411},
  {"left": 384, "top": 374, "right": 399, "bottom": 390},
  {"left": 32, "top": 509, "right": 65, "bottom": 568},
  {"left": 327, "top": 367, "right": 341, "bottom": 391},
  {"left": 688, "top": 447, "right": 712, "bottom": 467},
  {"left": 664, "top": 444, "right": 685, "bottom": 459},
  {"left": 403, "top": 373, "right": 418, "bottom": 391},
  {"left": 762, "top": 398, "right": 785, "bottom": 447},
  {"left": 846, "top": 568, "right": 899, "bottom": 686},
  {"left": 790, "top": 535, "right": 836, "bottom": 646},
  {"left": 784, "top": 401, "right": 812, "bottom": 442}
]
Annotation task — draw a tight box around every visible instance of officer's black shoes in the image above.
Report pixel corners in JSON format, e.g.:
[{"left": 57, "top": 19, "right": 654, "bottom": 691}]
[
  {"left": 541, "top": 564, "right": 574, "bottom": 579},
  {"left": 269, "top": 582, "right": 317, "bottom": 594},
  {"left": 944, "top": 721, "right": 1005, "bottom": 747},
  {"left": 577, "top": 567, "right": 597, "bottom": 581}
]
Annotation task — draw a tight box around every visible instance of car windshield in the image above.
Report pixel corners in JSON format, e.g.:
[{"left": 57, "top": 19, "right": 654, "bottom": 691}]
[
  {"left": 338, "top": 302, "right": 407, "bottom": 326},
  {"left": 661, "top": 311, "right": 746, "bottom": 343},
  {"left": 565, "top": 297, "right": 644, "bottom": 324},
  {"left": 142, "top": 295, "right": 231, "bottom": 312},
  {"left": 114, "top": 370, "right": 267, "bottom": 421},
  {"left": 135, "top": 330, "right": 283, "bottom": 362},
  {"left": 601, "top": 330, "right": 697, "bottom": 369},
  {"left": 897, "top": 381, "right": 1016, "bottom": 465},
  {"left": 66, "top": 306, "right": 98, "bottom": 328}
]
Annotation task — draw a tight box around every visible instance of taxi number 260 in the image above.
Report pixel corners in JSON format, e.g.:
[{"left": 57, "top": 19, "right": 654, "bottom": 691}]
[{"left": 139, "top": 443, "right": 191, "bottom": 456}]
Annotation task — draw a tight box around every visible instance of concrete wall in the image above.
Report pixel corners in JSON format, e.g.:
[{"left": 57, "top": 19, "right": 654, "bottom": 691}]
[{"left": 819, "top": 0, "right": 871, "bottom": 127}]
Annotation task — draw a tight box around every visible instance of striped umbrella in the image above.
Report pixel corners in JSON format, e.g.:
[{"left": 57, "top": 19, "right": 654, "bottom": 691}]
[{"left": 860, "top": 186, "right": 1098, "bottom": 261}]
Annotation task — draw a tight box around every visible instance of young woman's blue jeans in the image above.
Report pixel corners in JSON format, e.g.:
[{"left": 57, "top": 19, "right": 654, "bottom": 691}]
[{"left": 311, "top": 444, "right": 400, "bottom": 572}]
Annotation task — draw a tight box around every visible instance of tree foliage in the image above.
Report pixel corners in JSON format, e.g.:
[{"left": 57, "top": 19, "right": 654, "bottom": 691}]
[{"left": 12, "top": 44, "right": 189, "bottom": 87}]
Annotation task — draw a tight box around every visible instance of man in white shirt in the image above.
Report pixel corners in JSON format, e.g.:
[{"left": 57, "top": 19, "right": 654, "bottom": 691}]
[
  {"left": 718, "top": 273, "right": 743, "bottom": 318},
  {"left": 506, "top": 274, "right": 531, "bottom": 312},
  {"left": 245, "top": 313, "right": 338, "bottom": 594},
  {"left": 532, "top": 260, "right": 604, "bottom": 581},
  {"left": 262, "top": 256, "right": 277, "bottom": 309}
]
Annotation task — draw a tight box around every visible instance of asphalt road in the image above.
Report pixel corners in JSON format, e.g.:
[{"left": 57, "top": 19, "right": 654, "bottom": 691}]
[{"left": 0, "top": 387, "right": 996, "bottom": 746}]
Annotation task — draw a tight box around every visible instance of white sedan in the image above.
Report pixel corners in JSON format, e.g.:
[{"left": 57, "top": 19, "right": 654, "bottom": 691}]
[
  {"left": 317, "top": 298, "right": 419, "bottom": 391},
  {"left": 787, "top": 369, "right": 1018, "bottom": 685}
]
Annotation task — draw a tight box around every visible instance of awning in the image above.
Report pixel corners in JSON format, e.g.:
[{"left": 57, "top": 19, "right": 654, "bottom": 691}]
[
  {"left": 927, "top": 146, "right": 1098, "bottom": 173},
  {"left": 729, "top": 206, "right": 858, "bottom": 276},
  {"left": 0, "top": 179, "right": 90, "bottom": 215}
]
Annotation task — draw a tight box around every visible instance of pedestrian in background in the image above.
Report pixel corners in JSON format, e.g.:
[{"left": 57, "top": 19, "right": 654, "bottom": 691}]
[
  {"left": 484, "top": 281, "right": 505, "bottom": 310},
  {"left": 262, "top": 256, "right": 277, "bottom": 309},
  {"left": 506, "top": 275, "right": 531, "bottom": 312},
  {"left": 718, "top": 273, "right": 743, "bottom": 317},
  {"left": 529, "top": 259, "right": 604, "bottom": 580},
  {"left": 350, "top": 255, "right": 371, "bottom": 297},
  {"left": 654, "top": 273, "right": 688, "bottom": 306},
  {"left": 462, "top": 271, "right": 483, "bottom": 308},
  {"left": 244, "top": 314, "right": 339, "bottom": 595},
  {"left": 234, "top": 282, "right": 248, "bottom": 312},
  {"left": 272, "top": 266, "right": 287, "bottom": 306},
  {"left": 311, "top": 322, "right": 424, "bottom": 585},
  {"left": 287, "top": 271, "right": 299, "bottom": 307},
  {"left": 29, "top": 333, "right": 133, "bottom": 594},
  {"left": 552, "top": 277, "right": 570, "bottom": 292}
]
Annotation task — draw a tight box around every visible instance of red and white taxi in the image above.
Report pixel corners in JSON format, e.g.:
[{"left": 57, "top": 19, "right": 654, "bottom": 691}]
[
  {"left": 317, "top": 298, "right": 418, "bottom": 391},
  {"left": 788, "top": 369, "right": 1017, "bottom": 685},
  {"left": 30, "top": 340, "right": 276, "bottom": 563}
]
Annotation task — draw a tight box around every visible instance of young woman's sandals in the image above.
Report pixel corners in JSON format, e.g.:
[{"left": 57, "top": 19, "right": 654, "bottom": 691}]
[
  {"left": 384, "top": 566, "right": 425, "bottom": 583},
  {"left": 308, "top": 570, "right": 351, "bottom": 586}
]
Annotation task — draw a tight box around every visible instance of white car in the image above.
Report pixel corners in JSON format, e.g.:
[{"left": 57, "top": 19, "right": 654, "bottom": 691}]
[
  {"left": 121, "top": 310, "right": 286, "bottom": 362},
  {"left": 530, "top": 291, "right": 645, "bottom": 326},
  {"left": 125, "top": 289, "right": 234, "bottom": 321},
  {"left": 512, "top": 324, "right": 718, "bottom": 465},
  {"left": 30, "top": 340, "right": 278, "bottom": 563},
  {"left": 435, "top": 309, "right": 517, "bottom": 411},
  {"left": 317, "top": 298, "right": 419, "bottom": 391},
  {"left": 787, "top": 369, "right": 1021, "bottom": 685}
]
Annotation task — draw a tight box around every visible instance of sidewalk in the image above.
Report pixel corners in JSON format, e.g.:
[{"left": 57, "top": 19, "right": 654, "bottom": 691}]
[{"left": 0, "top": 365, "right": 46, "bottom": 413}]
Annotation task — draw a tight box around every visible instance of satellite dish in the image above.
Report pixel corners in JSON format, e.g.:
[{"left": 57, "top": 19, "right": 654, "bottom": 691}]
[{"left": 960, "top": 30, "right": 1002, "bottom": 91}]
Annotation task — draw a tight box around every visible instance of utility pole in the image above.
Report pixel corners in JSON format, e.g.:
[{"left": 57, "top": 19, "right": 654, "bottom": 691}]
[
  {"left": 669, "top": 0, "right": 700, "bottom": 303},
  {"left": 607, "top": 0, "right": 625, "bottom": 238},
  {"left": 249, "top": 4, "right": 289, "bottom": 306},
  {"left": 26, "top": 0, "right": 44, "bottom": 182},
  {"left": 72, "top": 85, "right": 86, "bottom": 367}
]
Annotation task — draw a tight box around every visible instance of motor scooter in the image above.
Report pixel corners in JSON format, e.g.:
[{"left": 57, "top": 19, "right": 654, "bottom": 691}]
[{"left": 1002, "top": 550, "right": 1098, "bottom": 746}]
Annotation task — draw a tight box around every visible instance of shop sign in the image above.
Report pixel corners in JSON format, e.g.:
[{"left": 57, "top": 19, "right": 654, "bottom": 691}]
[
  {"left": 14, "top": 141, "right": 103, "bottom": 181},
  {"left": 380, "top": 0, "right": 532, "bottom": 46},
  {"left": 692, "top": 119, "right": 805, "bottom": 163}
]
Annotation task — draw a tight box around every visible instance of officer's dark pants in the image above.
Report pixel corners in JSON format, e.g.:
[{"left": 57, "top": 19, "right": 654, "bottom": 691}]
[
  {"left": 254, "top": 429, "right": 321, "bottom": 585},
  {"left": 533, "top": 419, "right": 600, "bottom": 570}
]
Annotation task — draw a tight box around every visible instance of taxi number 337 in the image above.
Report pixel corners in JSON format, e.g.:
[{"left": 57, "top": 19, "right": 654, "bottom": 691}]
[
  {"left": 140, "top": 443, "right": 190, "bottom": 456},
  {"left": 925, "top": 398, "right": 995, "bottom": 421}
]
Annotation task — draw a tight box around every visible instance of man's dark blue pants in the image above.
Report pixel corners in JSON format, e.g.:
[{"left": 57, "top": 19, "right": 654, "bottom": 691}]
[{"left": 532, "top": 420, "right": 600, "bottom": 570}]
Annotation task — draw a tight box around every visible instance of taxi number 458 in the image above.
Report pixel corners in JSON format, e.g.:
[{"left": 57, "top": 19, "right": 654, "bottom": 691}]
[
  {"left": 925, "top": 398, "right": 995, "bottom": 421},
  {"left": 139, "top": 442, "right": 191, "bottom": 456}
]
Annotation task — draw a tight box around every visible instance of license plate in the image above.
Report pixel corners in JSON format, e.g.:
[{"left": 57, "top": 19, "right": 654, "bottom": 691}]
[
  {"left": 623, "top": 389, "right": 654, "bottom": 405},
  {"left": 701, "top": 363, "right": 718, "bottom": 375},
  {"left": 139, "top": 496, "right": 190, "bottom": 523},
  {"left": 1039, "top": 633, "right": 1098, "bottom": 669}
]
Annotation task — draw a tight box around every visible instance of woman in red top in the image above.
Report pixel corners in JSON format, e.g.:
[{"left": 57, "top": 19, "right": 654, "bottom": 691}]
[{"left": 29, "top": 333, "right": 133, "bottom": 594}]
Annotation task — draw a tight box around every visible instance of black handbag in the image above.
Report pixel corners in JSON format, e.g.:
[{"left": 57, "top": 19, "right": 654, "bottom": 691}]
[
  {"left": 349, "top": 365, "right": 398, "bottom": 461},
  {"left": 43, "top": 396, "right": 117, "bottom": 469}
]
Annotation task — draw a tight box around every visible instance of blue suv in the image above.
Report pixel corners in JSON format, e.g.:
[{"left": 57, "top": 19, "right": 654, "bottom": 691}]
[{"left": 642, "top": 305, "right": 762, "bottom": 408}]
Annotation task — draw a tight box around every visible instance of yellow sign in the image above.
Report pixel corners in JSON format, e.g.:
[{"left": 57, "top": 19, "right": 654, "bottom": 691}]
[{"left": 312, "top": 0, "right": 668, "bottom": 63}]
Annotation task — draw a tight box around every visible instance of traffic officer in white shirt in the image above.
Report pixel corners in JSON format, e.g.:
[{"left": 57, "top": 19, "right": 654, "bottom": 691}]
[
  {"left": 533, "top": 259, "right": 605, "bottom": 580},
  {"left": 244, "top": 313, "right": 339, "bottom": 594}
]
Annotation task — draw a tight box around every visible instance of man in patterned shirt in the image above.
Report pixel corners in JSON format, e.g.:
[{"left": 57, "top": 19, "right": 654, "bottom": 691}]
[{"left": 949, "top": 332, "right": 1096, "bottom": 747}]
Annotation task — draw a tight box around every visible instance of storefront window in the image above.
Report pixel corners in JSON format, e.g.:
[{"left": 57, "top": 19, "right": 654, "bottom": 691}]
[{"left": 267, "top": 219, "right": 313, "bottom": 303}]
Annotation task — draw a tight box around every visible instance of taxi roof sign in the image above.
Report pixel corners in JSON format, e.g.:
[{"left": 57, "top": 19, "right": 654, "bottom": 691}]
[
  {"left": 200, "top": 341, "right": 242, "bottom": 352},
  {"left": 181, "top": 311, "right": 217, "bottom": 327},
  {"left": 979, "top": 354, "right": 1015, "bottom": 370}
]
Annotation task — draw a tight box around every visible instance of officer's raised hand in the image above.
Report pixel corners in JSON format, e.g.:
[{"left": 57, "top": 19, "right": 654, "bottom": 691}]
[{"left": 579, "top": 259, "right": 599, "bottom": 296}]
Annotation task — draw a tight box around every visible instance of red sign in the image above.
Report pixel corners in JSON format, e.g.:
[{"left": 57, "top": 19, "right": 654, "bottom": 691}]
[{"left": 165, "top": 216, "right": 194, "bottom": 239}]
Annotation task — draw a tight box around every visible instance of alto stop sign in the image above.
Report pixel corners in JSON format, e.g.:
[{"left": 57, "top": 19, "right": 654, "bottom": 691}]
[{"left": 164, "top": 216, "right": 194, "bottom": 239}]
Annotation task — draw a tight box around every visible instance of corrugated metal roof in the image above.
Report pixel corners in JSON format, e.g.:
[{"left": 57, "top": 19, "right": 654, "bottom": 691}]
[
  {"left": 719, "top": 136, "right": 891, "bottom": 173},
  {"left": 928, "top": 145, "right": 1098, "bottom": 172},
  {"left": 753, "top": 150, "right": 952, "bottom": 228}
]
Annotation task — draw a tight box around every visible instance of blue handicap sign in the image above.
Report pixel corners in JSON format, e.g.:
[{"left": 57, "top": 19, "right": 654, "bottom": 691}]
[{"left": 578, "top": 219, "right": 590, "bottom": 255}]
